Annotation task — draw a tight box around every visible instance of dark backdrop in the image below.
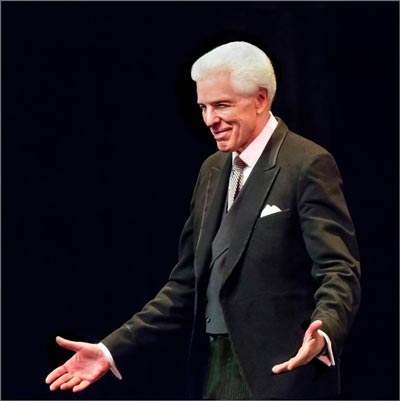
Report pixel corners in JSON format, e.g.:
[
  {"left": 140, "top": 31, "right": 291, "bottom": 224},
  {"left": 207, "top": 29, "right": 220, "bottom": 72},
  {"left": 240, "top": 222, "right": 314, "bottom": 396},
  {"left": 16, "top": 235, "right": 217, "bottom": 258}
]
[{"left": 2, "top": 1, "right": 399, "bottom": 400}]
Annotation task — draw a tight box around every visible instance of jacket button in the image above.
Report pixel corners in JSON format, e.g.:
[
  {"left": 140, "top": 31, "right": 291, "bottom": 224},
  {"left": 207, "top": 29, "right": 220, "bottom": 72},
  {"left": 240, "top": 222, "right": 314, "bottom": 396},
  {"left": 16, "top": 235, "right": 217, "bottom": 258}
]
[{"left": 206, "top": 316, "right": 211, "bottom": 323}]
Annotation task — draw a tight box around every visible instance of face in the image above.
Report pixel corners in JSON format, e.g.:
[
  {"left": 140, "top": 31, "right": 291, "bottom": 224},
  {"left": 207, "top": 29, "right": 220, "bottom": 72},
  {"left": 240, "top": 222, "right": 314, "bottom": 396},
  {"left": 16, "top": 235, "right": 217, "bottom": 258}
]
[{"left": 196, "top": 71, "right": 268, "bottom": 153}]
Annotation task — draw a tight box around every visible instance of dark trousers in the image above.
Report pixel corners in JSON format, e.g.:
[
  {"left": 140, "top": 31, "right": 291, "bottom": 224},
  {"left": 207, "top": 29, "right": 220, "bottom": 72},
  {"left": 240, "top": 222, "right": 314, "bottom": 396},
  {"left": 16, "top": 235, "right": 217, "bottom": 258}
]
[{"left": 203, "top": 335, "right": 251, "bottom": 400}]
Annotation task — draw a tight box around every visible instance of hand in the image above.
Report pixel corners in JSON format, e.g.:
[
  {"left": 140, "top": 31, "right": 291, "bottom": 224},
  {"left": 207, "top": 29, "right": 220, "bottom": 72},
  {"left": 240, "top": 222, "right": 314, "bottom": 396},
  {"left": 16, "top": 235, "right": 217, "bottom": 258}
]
[
  {"left": 45, "top": 336, "right": 111, "bottom": 392},
  {"left": 272, "top": 320, "right": 326, "bottom": 374}
]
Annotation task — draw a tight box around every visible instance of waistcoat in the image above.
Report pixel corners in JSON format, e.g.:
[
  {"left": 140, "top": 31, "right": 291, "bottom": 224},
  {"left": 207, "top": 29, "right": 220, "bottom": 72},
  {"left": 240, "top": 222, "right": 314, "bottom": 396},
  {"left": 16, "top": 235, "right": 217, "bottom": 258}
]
[{"left": 205, "top": 187, "right": 246, "bottom": 333}]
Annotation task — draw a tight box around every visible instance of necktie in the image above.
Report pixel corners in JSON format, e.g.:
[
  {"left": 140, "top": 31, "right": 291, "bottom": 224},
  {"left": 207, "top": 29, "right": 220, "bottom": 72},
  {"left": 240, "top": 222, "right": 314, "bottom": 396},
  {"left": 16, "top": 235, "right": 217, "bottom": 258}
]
[{"left": 227, "top": 156, "right": 247, "bottom": 210}]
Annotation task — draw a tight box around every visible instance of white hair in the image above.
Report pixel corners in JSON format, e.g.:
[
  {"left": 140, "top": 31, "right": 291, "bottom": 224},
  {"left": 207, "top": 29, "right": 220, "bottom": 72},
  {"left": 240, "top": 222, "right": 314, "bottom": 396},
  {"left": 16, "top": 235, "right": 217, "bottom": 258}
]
[{"left": 191, "top": 41, "right": 276, "bottom": 103}]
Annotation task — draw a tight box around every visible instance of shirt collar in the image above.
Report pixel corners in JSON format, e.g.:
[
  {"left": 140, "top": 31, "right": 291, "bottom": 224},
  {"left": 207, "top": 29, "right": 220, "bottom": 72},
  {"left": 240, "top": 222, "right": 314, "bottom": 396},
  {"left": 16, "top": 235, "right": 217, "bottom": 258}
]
[{"left": 232, "top": 111, "right": 278, "bottom": 168}]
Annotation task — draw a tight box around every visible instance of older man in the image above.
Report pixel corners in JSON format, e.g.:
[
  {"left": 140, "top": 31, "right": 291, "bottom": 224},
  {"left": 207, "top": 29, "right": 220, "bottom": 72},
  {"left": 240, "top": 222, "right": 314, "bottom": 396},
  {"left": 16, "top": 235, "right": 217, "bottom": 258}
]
[{"left": 46, "top": 41, "right": 360, "bottom": 399}]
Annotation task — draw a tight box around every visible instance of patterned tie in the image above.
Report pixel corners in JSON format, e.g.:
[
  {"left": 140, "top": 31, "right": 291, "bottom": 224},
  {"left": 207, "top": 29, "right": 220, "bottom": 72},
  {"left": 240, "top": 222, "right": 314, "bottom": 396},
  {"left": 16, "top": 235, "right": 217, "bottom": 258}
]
[{"left": 227, "top": 156, "right": 247, "bottom": 210}]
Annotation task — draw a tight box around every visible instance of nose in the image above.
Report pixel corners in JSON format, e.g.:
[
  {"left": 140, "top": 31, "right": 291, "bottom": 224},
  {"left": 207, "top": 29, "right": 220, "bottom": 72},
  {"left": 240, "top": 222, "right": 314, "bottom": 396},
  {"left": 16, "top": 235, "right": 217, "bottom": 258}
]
[{"left": 203, "top": 108, "right": 220, "bottom": 127}]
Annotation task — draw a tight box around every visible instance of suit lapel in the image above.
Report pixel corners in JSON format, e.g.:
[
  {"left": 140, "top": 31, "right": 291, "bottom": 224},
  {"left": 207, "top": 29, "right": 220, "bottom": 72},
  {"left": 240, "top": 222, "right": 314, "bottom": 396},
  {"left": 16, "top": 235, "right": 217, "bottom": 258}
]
[
  {"left": 222, "top": 121, "right": 288, "bottom": 286},
  {"left": 194, "top": 153, "right": 231, "bottom": 278}
]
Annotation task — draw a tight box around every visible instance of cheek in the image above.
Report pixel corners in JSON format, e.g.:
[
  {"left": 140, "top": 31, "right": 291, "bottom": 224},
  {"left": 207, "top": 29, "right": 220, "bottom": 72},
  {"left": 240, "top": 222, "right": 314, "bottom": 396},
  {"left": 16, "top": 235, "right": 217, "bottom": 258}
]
[{"left": 220, "top": 109, "right": 236, "bottom": 122}]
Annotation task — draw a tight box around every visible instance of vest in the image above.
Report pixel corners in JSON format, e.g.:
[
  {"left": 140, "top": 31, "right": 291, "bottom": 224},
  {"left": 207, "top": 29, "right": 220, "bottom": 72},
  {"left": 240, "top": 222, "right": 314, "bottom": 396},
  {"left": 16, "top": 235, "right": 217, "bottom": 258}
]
[{"left": 205, "top": 187, "right": 245, "bottom": 334}]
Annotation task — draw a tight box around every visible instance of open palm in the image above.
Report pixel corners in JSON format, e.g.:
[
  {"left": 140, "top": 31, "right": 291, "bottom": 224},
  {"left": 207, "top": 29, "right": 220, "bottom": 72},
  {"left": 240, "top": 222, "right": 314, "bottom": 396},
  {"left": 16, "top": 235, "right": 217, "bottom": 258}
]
[{"left": 46, "top": 336, "right": 110, "bottom": 392}]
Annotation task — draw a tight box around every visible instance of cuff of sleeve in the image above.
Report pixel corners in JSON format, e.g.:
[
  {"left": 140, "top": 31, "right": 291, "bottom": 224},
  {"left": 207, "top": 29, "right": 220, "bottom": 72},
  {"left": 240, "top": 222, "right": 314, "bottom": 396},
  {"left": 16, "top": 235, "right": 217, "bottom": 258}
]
[
  {"left": 97, "top": 342, "right": 123, "bottom": 380},
  {"left": 316, "top": 329, "right": 335, "bottom": 367}
]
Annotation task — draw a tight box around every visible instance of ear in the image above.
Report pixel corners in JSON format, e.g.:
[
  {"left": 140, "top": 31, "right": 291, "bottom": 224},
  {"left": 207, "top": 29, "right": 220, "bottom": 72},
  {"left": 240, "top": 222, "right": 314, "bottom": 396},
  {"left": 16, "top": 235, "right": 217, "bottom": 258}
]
[{"left": 255, "top": 87, "right": 269, "bottom": 114}]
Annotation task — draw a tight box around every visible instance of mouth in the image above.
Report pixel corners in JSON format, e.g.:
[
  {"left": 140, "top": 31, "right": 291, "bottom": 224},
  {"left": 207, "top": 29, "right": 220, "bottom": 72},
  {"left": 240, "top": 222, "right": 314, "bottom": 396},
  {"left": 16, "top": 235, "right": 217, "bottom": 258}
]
[{"left": 212, "top": 128, "right": 231, "bottom": 139}]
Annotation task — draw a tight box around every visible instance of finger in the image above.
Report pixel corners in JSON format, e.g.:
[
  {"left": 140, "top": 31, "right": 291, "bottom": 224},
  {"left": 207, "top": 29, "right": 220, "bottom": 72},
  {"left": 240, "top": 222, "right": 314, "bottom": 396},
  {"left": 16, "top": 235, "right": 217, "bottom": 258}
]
[
  {"left": 272, "top": 360, "right": 290, "bottom": 374},
  {"left": 45, "top": 366, "right": 67, "bottom": 384},
  {"left": 72, "top": 380, "right": 92, "bottom": 392},
  {"left": 272, "top": 343, "right": 312, "bottom": 374},
  {"left": 286, "top": 348, "right": 310, "bottom": 370},
  {"left": 49, "top": 373, "right": 73, "bottom": 391},
  {"left": 304, "top": 320, "right": 323, "bottom": 341},
  {"left": 60, "top": 377, "right": 82, "bottom": 391},
  {"left": 55, "top": 336, "right": 81, "bottom": 352}
]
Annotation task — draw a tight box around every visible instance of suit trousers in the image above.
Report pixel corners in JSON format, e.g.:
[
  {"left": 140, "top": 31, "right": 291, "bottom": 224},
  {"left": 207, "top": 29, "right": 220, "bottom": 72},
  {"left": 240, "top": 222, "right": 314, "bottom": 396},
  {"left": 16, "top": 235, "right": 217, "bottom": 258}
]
[{"left": 203, "top": 335, "right": 251, "bottom": 400}]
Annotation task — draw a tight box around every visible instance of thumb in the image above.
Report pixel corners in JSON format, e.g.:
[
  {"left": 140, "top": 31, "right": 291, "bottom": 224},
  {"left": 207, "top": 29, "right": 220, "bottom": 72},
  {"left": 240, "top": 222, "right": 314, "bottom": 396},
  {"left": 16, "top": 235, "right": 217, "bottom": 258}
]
[
  {"left": 55, "top": 336, "right": 81, "bottom": 352},
  {"left": 304, "top": 320, "right": 323, "bottom": 341}
]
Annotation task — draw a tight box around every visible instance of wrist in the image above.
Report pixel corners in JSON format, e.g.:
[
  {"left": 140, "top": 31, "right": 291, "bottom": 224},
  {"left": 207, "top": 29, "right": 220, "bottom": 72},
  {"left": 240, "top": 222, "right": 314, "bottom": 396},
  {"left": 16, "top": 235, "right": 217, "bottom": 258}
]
[{"left": 97, "top": 343, "right": 122, "bottom": 380}]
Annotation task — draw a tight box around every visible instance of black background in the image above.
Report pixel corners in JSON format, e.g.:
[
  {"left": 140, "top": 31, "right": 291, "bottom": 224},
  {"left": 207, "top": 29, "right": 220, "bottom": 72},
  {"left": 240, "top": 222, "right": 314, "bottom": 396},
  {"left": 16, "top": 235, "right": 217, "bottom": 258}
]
[{"left": 2, "top": 1, "right": 399, "bottom": 400}]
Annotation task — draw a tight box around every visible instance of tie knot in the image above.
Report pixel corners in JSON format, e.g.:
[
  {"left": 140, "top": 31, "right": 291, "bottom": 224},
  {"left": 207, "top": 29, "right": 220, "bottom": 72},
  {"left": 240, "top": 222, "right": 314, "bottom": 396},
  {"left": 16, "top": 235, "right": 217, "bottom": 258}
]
[{"left": 233, "top": 156, "right": 246, "bottom": 172}]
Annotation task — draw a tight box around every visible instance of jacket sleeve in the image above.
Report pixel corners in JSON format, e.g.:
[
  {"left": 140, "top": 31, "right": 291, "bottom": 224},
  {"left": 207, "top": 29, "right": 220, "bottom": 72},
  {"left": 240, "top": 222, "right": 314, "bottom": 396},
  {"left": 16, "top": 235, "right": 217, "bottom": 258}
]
[
  {"left": 101, "top": 171, "right": 202, "bottom": 364},
  {"left": 296, "top": 151, "right": 361, "bottom": 357}
]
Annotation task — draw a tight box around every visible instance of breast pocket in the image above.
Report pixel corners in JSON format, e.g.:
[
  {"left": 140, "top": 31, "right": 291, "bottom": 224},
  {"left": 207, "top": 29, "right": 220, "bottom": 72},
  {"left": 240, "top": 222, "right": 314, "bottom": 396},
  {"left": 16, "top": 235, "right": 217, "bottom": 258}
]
[
  {"left": 259, "top": 208, "right": 291, "bottom": 220},
  {"left": 251, "top": 208, "right": 294, "bottom": 248},
  {"left": 249, "top": 208, "right": 302, "bottom": 260}
]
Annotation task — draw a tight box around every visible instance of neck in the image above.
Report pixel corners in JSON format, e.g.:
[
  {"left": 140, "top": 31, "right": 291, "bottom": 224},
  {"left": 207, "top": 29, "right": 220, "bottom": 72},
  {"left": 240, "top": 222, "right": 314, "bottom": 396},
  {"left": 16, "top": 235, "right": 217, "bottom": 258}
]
[{"left": 253, "top": 110, "right": 271, "bottom": 138}]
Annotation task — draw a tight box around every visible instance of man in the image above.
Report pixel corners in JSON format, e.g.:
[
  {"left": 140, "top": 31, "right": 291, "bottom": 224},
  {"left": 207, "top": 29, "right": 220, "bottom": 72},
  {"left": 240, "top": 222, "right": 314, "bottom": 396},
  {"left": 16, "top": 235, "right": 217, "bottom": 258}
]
[{"left": 46, "top": 41, "right": 361, "bottom": 399}]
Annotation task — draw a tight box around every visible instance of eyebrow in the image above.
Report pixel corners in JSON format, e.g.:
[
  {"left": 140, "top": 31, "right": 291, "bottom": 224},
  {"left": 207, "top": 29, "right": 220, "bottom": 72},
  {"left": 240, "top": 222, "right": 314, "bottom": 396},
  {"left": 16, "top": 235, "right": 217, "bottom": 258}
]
[{"left": 197, "top": 99, "right": 232, "bottom": 105}]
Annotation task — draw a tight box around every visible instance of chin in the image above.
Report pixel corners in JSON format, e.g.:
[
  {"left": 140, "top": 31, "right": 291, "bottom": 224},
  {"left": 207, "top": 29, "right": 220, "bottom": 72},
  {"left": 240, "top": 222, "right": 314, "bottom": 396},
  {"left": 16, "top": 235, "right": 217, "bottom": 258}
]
[
  {"left": 216, "top": 142, "right": 233, "bottom": 152},
  {"left": 217, "top": 146, "right": 232, "bottom": 153}
]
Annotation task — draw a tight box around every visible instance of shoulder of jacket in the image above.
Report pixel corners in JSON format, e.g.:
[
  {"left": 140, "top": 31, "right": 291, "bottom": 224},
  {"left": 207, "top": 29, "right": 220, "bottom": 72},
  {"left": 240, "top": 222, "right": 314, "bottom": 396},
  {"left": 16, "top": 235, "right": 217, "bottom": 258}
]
[
  {"left": 273, "top": 119, "right": 336, "bottom": 172},
  {"left": 284, "top": 130, "right": 331, "bottom": 157},
  {"left": 199, "top": 150, "right": 230, "bottom": 173},
  {"left": 274, "top": 117, "right": 330, "bottom": 158}
]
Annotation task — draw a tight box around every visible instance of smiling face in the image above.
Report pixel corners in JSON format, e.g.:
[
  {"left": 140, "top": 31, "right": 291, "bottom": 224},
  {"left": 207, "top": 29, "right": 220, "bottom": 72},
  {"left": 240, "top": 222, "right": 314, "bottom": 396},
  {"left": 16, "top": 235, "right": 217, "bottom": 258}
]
[{"left": 196, "top": 71, "right": 270, "bottom": 153}]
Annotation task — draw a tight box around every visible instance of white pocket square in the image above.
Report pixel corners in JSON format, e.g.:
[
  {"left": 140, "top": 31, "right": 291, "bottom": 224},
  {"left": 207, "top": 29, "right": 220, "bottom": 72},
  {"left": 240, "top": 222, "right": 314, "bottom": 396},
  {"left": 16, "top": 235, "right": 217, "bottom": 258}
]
[{"left": 260, "top": 204, "right": 282, "bottom": 218}]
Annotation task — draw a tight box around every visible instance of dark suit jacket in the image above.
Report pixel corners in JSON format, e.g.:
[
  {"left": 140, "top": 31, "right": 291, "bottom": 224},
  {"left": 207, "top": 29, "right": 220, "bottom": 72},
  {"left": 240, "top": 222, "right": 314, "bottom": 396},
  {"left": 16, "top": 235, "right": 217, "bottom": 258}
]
[{"left": 102, "top": 118, "right": 361, "bottom": 399}]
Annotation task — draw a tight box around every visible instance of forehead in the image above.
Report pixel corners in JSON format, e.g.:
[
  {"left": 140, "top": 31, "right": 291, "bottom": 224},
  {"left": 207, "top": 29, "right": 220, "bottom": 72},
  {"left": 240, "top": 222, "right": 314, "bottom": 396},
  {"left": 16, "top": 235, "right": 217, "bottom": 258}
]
[{"left": 196, "top": 71, "right": 239, "bottom": 104}]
